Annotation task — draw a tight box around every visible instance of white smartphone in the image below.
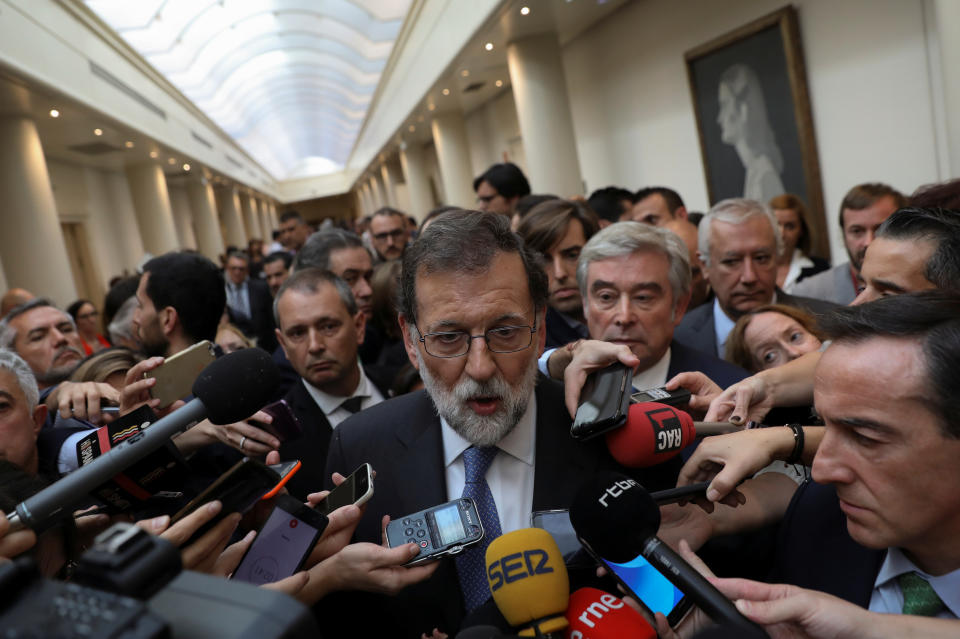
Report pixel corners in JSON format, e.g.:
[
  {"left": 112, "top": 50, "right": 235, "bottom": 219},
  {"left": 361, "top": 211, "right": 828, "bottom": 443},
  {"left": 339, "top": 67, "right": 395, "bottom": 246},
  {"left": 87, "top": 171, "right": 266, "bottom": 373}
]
[{"left": 315, "top": 463, "right": 374, "bottom": 515}]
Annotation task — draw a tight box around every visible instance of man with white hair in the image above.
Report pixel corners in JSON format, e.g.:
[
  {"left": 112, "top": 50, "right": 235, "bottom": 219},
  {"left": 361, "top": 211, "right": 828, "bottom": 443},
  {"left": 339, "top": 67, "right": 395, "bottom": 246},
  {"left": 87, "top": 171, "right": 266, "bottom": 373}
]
[
  {"left": 0, "top": 350, "right": 50, "bottom": 476},
  {"left": 675, "top": 198, "right": 835, "bottom": 360}
]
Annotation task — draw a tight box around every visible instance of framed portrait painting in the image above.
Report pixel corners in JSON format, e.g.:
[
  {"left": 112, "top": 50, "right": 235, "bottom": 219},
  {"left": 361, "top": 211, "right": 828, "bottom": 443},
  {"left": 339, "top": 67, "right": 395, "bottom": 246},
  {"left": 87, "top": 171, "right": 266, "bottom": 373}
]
[{"left": 685, "top": 6, "right": 829, "bottom": 259}]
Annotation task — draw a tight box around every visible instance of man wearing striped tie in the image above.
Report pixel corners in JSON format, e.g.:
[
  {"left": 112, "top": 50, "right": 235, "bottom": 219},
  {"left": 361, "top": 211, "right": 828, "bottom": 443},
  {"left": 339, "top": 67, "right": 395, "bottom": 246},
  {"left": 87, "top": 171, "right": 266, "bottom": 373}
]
[{"left": 321, "top": 210, "right": 681, "bottom": 637}]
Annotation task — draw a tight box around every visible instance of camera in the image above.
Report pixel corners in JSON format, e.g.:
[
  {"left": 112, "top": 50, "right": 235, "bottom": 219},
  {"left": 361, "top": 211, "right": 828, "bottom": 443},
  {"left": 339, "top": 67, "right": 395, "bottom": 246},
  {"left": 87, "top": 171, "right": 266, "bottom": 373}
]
[{"left": 0, "top": 523, "right": 319, "bottom": 638}]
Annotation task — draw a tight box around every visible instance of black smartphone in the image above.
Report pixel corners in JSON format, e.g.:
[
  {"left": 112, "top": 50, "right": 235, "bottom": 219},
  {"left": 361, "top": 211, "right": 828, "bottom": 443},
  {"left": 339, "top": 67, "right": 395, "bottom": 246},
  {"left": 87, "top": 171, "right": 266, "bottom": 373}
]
[
  {"left": 579, "top": 537, "right": 692, "bottom": 627},
  {"left": 254, "top": 399, "right": 303, "bottom": 443},
  {"left": 314, "top": 463, "right": 374, "bottom": 515},
  {"left": 170, "top": 459, "right": 281, "bottom": 544},
  {"left": 385, "top": 498, "right": 484, "bottom": 566},
  {"left": 631, "top": 386, "right": 693, "bottom": 408},
  {"left": 530, "top": 509, "right": 596, "bottom": 570},
  {"left": 571, "top": 363, "right": 632, "bottom": 441},
  {"left": 231, "top": 494, "right": 328, "bottom": 585}
]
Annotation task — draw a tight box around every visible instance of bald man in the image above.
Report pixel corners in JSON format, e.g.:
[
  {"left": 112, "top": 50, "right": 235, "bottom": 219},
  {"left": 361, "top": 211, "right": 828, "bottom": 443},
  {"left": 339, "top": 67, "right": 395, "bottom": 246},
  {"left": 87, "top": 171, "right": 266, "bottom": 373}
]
[{"left": 1, "top": 288, "right": 35, "bottom": 319}]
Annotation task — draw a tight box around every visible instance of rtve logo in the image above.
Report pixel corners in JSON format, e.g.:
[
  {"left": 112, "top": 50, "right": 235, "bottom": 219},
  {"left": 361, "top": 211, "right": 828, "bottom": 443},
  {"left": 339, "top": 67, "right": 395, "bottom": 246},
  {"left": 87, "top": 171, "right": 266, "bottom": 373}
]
[
  {"left": 487, "top": 549, "right": 554, "bottom": 592},
  {"left": 646, "top": 407, "right": 683, "bottom": 453},
  {"left": 598, "top": 478, "right": 639, "bottom": 507}
]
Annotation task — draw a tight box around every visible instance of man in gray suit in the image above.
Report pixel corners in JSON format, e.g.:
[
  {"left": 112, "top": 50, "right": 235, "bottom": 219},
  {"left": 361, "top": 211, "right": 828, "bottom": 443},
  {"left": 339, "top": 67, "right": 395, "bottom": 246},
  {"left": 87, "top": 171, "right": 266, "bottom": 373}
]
[
  {"left": 793, "top": 183, "right": 906, "bottom": 305},
  {"left": 675, "top": 198, "right": 835, "bottom": 360}
]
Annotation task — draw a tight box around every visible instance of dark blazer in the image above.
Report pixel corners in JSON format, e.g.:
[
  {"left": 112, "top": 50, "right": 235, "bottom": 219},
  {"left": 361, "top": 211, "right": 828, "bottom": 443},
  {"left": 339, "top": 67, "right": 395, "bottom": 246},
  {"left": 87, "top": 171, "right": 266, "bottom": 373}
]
[
  {"left": 666, "top": 340, "right": 748, "bottom": 390},
  {"left": 675, "top": 289, "right": 838, "bottom": 359},
  {"left": 544, "top": 306, "right": 589, "bottom": 350},
  {"left": 279, "top": 367, "right": 392, "bottom": 499},
  {"left": 771, "top": 480, "right": 884, "bottom": 606},
  {"left": 228, "top": 278, "right": 277, "bottom": 352},
  {"left": 320, "top": 377, "right": 682, "bottom": 637}
]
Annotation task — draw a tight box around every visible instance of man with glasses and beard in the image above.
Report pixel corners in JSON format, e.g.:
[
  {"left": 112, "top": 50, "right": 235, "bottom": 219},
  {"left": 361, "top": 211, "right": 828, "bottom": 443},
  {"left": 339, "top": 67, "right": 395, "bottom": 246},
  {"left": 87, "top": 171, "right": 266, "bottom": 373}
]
[{"left": 322, "top": 211, "right": 682, "bottom": 637}]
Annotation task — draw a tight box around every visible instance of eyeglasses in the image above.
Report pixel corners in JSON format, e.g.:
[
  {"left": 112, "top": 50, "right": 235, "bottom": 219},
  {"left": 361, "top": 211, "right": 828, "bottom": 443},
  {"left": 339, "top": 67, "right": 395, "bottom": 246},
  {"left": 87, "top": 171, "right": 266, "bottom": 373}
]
[
  {"left": 415, "top": 322, "right": 537, "bottom": 358},
  {"left": 77, "top": 311, "right": 99, "bottom": 320},
  {"left": 373, "top": 229, "right": 406, "bottom": 241}
]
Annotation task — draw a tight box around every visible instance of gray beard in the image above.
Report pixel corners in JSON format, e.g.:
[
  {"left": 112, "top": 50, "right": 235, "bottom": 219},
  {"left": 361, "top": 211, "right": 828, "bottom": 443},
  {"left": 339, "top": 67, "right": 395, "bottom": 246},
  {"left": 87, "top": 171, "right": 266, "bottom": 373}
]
[{"left": 416, "top": 348, "right": 539, "bottom": 447}]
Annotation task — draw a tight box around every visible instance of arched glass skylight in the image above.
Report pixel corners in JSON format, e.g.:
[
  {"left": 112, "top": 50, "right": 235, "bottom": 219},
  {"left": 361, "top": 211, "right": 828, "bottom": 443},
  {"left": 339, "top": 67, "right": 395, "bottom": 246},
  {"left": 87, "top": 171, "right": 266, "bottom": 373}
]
[{"left": 85, "top": 0, "right": 411, "bottom": 178}]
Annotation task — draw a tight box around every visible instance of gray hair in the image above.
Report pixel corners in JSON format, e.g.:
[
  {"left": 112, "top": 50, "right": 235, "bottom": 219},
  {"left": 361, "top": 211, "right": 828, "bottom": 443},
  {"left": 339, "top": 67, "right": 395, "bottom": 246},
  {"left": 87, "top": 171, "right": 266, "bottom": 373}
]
[
  {"left": 108, "top": 296, "right": 138, "bottom": 344},
  {"left": 698, "top": 198, "right": 784, "bottom": 267},
  {"left": 273, "top": 267, "right": 358, "bottom": 327},
  {"left": 577, "top": 221, "right": 691, "bottom": 306},
  {"left": 294, "top": 229, "right": 369, "bottom": 273},
  {"left": 0, "top": 349, "right": 39, "bottom": 410},
  {"left": 0, "top": 298, "right": 71, "bottom": 349}
]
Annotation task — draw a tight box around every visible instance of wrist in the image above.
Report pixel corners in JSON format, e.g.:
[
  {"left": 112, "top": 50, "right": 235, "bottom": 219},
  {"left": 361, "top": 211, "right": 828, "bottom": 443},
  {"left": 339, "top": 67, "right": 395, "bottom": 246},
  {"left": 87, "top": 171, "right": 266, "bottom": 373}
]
[{"left": 547, "top": 345, "right": 575, "bottom": 380}]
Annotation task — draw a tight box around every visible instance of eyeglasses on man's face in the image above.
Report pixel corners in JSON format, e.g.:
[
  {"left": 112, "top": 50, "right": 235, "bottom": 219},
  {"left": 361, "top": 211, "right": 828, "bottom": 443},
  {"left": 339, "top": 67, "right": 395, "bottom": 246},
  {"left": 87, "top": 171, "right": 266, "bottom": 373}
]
[{"left": 415, "top": 321, "right": 537, "bottom": 358}]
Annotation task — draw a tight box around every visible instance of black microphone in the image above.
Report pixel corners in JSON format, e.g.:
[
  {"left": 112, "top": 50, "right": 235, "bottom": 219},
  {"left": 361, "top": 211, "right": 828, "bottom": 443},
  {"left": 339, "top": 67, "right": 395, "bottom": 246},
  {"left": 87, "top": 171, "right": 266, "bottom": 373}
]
[
  {"left": 569, "top": 471, "right": 767, "bottom": 637},
  {"left": 8, "top": 348, "right": 279, "bottom": 532}
]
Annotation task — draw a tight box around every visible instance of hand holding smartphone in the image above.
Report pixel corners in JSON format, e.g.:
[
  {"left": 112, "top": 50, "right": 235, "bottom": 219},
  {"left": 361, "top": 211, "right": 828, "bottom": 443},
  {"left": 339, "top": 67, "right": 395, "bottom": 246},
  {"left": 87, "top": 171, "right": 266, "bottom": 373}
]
[{"left": 314, "top": 464, "right": 374, "bottom": 515}]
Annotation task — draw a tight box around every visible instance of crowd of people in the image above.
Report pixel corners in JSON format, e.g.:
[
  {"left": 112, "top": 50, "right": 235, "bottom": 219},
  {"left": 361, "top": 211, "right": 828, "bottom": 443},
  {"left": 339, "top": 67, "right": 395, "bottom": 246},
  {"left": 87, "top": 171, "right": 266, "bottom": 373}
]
[{"left": 1, "top": 160, "right": 959, "bottom": 638}]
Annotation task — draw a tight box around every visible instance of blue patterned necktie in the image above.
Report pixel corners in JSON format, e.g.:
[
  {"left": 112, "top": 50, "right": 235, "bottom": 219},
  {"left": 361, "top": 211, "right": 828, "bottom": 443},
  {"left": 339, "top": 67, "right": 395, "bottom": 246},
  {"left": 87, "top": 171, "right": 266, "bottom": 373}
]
[{"left": 455, "top": 446, "right": 502, "bottom": 611}]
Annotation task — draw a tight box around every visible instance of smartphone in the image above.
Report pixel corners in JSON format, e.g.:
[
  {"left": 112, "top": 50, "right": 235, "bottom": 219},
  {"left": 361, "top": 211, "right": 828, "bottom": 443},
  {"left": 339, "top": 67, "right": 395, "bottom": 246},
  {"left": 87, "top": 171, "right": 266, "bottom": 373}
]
[
  {"left": 145, "top": 340, "right": 216, "bottom": 408},
  {"left": 314, "top": 463, "right": 373, "bottom": 515},
  {"left": 530, "top": 509, "right": 596, "bottom": 571},
  {"left": 579, "top": 537, "right": 691, "bottom": 626},
  {"left": 262, "top": 460, "right": 302, "bottom": 500},
  {"left": 571, "top": 363, "right": 632, "bottom": 441},
  {"left": 231, "top": 494, "right": 328, "bottom": 585},
  {"left": 254, "top": 399, "right": 303, "bottom": 443},
  {"left": 386, "top": 498, "right": 484, "bottom": 566},
  {"left": 631, "top": 386, "right": 693, "bottom": 409},
  {"left": 170, "top": 459, "right": 282, "bottom": 544}
]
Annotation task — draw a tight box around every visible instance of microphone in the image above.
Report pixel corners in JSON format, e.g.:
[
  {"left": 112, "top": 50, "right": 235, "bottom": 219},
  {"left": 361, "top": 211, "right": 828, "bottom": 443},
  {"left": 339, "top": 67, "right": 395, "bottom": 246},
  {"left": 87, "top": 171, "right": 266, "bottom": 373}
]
[
  {"left": 8, "top": 348, "right": 279, "bottom": 532},
  {"left": 569, "top": 471, "right": 767, "bottom": 636},
  {"left": 605, "top": 402, "right": 695, "bottom": 467},
  {"left": 564, "top": 587, "right": 656, "bottom": 639},
  {"left": 485, "top": 528, "right": 570, "bottom": 637}
]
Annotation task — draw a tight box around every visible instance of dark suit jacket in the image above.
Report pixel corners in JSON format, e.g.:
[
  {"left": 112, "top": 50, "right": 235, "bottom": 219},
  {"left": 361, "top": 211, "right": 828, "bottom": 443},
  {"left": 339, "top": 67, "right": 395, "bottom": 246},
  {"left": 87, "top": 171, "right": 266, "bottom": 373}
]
[
  {"left": 544, "top": 306, "right": 589, "bottom": 350},
  {"left": 228, "top": 278, "right": 277, "bottom": 352},
  {"left": 675, "top": 289, "right": 838, "bottom": 360},
  {"left": 320, "top": 377, "right": 682, "bottom": 637},
  {"left": 279, "top": 368, "right": 392, "bottom": 500},
  {"left": 666, "top": 340, "right": 748, "bottom": 390},
  {"left": 771, "top": 480, "right": 884, "bottom": 606}
]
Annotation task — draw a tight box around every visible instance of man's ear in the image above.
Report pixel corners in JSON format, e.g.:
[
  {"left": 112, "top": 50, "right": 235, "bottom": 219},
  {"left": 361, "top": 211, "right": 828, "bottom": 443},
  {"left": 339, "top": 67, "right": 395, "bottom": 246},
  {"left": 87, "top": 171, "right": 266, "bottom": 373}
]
[
  {"left": 672, "top": 291, "right": 692, "bottom": 327},
  {"left": 398, "top": 314, "right": 420, "bottom": 370},
  {"left": 675, "top": 206, "right": 689, "bottom": 220},
  {"left": 32, "top": 404, "right": 47, "bottom": 436},
  {"left": 354, "top": 310, "right": 367, "bottom": 345},
  {"left": 698, "top": 252, "right": 710, "bottom": 283},
  {"left": 535, "top": 306, "right": 548, "bottom": 357},
  {"left": 159, "top": 306, "right": 178, "bottom": 338}
]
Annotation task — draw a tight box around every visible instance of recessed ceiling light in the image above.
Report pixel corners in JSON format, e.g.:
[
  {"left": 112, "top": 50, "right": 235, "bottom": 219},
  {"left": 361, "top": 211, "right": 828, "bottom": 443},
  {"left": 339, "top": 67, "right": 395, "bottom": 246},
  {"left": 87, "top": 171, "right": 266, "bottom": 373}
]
[
  {"left": 495, "top": 80, "right": 503, "bottom": 88},
  {"left": 182, "top": 163, "right": 191, "bottom": 171},
  {"left": 428, "top": 104, "right": 436, "bottom": 111},
  {"left": 461, "top": 69, "right": 470, "bottom": 77},
  {"left": 167, "top": 157, "right": 176, "bottom": 165},
  {"left": 484, "top": 42, "right": 494, "bottom": 51},
  {"left": 408, "top": 125, "right": 416, "bottom": 133},
  {"left": 520, "top": 6, "right": 530, "bottom": 15},
  {"left": 93, "top": 128, "right": 103, "bottom": 136},
  {"left": 49, "top": 109, "right": 60, "bottom": 118},
  {"left": 442, "top": 88, "right": 450, "bottom": 96},
  {"left": 124, "top": 140, "right": 134, "bottom": 148},
  {"left": 149, "top": 150, "right": 159, "bottom": 158}
]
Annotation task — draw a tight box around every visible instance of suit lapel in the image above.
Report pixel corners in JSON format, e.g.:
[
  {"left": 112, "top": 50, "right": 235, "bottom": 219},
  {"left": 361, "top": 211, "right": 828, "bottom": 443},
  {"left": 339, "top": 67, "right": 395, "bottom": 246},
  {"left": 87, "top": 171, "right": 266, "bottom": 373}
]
[{"left": 393, "top": 392, "right": 448, "bottom": 516}]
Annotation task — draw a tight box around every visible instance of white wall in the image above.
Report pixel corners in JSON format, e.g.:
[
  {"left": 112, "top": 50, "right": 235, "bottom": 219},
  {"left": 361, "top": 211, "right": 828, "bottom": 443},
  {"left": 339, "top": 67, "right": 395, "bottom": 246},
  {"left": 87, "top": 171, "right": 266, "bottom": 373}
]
[
  {"left": 465, "top": 89, "right": 526, "bottom": 179},
  {"left": 561, "top": 0, "right": 941, "bottom": 262},
  {"left": 422, "top": 141, "right": 445, "bottom": 206}
]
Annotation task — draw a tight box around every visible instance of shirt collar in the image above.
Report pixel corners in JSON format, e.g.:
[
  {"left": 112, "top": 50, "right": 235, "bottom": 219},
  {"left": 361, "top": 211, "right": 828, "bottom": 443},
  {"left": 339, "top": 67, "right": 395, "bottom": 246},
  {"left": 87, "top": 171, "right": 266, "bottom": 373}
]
[
  {"left": 301, "top": 361, "right": 369, "bottom": 416},
  {"left": 632, "top": 347, "right": 672, "bottom": 391},
  {"left": 874, "top": 547, "right": 960, "bottom": 617},
  {"left": 441, "top": 388, "right": 537, "bottom": 469}
]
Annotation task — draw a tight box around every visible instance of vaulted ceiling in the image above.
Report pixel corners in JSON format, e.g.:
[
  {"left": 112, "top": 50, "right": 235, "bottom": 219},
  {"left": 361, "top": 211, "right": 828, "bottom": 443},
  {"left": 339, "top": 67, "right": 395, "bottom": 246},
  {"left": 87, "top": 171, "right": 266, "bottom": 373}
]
[{"left": 84, "top": 0, "right": 412, "bottom": 180}]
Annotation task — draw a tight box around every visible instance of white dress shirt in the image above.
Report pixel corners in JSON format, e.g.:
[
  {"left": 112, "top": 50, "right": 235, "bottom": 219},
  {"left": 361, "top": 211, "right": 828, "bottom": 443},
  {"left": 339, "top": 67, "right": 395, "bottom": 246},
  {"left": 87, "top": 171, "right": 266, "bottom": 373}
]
[
  {"left": 869, "top": 547, "right": 960, "bottom": 618},
  {"left": 301, "top": 364, "right": 384, "bottom": 428},
  {"left": 440, "top": 390, "right": 537, "bottom": 534},
  {"left": 631, "top": 347, "right": 671, "bottom": 391}
]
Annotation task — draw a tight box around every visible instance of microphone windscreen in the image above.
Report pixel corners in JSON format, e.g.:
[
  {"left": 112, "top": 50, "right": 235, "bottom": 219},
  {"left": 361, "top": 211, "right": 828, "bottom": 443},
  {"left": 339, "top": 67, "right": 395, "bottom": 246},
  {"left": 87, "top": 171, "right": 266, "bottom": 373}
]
[
  {"left": 192, "top": 348, "right": 279, "bottom": 424},
  {"left": 485, "top": 528, "right": 569, "bottom": 637},
  {"left": 605, "top": 403, "right": 695, "bottom": 468},
  {"left": 564, "top": 587, "right": 657, "bottom": 639},
  {"left": 569, "top": 471, "right": 660, "bottom": 563}
]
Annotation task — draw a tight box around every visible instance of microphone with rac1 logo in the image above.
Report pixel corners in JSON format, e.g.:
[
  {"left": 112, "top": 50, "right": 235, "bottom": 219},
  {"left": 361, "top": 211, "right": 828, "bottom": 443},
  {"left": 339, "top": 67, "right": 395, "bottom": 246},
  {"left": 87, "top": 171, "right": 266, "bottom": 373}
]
[
  {"left": 485, "top": 528, "right": 570, "bottom": 637},
  {"left": 569, "top": 471, "right": 768, "bottom": 638}
]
